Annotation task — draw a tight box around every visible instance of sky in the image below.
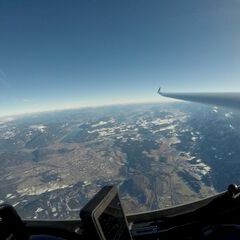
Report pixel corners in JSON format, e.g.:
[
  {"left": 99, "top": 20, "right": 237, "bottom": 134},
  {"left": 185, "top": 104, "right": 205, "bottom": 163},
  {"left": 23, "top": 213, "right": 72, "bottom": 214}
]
[{"left": 0, "top": 0, "right": 240, "bottom": 117}]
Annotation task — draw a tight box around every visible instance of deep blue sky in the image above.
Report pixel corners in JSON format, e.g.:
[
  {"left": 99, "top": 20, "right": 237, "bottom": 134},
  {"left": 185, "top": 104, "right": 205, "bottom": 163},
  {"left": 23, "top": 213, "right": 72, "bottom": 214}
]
[{"left": 0, "top": 0, "right": 240, "bottom": 116}]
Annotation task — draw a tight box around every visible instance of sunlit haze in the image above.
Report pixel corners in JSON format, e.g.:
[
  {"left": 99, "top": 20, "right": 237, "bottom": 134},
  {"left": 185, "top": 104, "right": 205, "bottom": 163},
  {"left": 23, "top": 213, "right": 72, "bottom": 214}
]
[{"left": 1, "top": 0, "right": 240, "bottom": 117}]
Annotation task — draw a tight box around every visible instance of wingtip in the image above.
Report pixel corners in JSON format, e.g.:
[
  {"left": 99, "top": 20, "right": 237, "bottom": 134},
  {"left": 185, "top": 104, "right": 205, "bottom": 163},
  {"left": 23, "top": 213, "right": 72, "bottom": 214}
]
[{"left": 157, "top": 87, "right": 162, "bottom": 95}]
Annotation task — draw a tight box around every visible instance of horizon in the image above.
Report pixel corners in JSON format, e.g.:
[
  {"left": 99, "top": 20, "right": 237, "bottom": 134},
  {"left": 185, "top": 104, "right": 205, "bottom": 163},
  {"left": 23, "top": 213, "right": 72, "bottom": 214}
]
[
  {"left": 2, "top": 89, "right": 240, "bottom": 118},
  {"left": 0, "top": 97, "right": 179, "bottom": 119}
]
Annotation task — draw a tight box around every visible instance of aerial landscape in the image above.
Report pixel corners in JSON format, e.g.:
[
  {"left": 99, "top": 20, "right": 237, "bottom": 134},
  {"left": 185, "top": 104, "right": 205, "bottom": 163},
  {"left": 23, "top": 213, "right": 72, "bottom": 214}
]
[
  {"left": 0, "top": 2, "right": 239, "bottom": 235},
  {"left": 0, "top": 102, "right": 239, "bottom": 219}
]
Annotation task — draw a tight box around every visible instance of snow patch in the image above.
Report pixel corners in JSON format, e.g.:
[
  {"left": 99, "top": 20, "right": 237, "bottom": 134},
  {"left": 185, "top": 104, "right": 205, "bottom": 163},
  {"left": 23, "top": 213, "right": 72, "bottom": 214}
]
[
  {"left": 17, "top": 183, "right": 69, "bottom": 196},
  {"left": 213, "top": 106, "right": 218, "bottom": 113},
  {"left": 92, "top": 121, "right": 108, "bottom": 127},
  {"left": 192, "top": 136, "right": 197, "bottom": 141},
  {"left": 225, "top": 112, "right": 233, "bottom": 118},
  {"left": 36, "top": 207, "right": 44, "bottom": 213},
  {"left": 151, "top": 118, "right": 174, "bottom": 126},
  {"left": 52, "top": 207, "right": 57, "bottom": 213},
  {"left": 0, "top": 129, "right": 16, "bottom": 139},
  {"left": 30, "top": 125, "right": 47, "bottom": 133},
  {"left": 6, "top": 193, "right": 14, "bottom": 199},
  {"left": 13, "top": 202, "right": 20, "bottom": 207}
]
